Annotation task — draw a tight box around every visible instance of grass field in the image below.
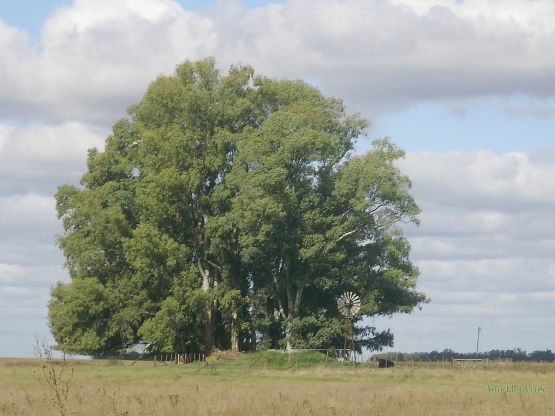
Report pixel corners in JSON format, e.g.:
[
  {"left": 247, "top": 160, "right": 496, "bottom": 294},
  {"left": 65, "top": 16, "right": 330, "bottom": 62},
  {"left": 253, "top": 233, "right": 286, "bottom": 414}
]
[{"left": 1, "top": 352, "right": 554, "bottom": 415}]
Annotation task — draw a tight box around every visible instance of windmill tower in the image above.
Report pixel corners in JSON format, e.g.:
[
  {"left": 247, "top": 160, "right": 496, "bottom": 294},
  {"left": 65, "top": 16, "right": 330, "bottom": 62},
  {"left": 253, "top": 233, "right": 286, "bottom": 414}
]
[{"left": 337, "top": 291, "right": 360, "bottom": 362}]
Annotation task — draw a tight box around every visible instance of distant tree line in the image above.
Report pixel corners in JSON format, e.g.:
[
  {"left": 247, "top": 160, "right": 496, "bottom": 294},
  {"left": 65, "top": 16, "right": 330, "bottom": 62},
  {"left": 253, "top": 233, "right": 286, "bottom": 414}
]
[{"left": 375, "top": 348, "right": 555, "bottom": 362}]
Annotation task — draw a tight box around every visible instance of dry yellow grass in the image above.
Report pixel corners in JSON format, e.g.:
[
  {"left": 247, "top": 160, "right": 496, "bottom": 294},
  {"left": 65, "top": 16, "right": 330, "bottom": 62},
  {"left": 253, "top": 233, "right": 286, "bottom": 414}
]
[{"left": 1, "top": 357, "right": 554, "bottom": 415}]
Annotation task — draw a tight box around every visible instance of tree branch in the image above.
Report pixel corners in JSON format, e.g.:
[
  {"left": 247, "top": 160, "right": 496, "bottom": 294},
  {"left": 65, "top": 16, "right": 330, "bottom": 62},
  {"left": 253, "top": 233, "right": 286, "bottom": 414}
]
[
  {"left": 335, "top": 228, "right": 359, "bottom": 243},
  {"left": 206, "top": 259, "right": 221, "bottom": 270},
  {"left": 197, "top": 258, "right": 212, "bottom": 291},
  {"left": 368, "top": 202, "right": 387, "bottom": 214},
  {"left": 197, "top": 258, "right": 208, "bottom": 280}
]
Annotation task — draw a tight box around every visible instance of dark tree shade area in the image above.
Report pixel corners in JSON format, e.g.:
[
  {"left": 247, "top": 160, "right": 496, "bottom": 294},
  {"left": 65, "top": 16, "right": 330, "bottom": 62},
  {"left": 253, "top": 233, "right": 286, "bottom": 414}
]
[{"left": 49, "top": 59, "right": 427, "bottom": 356}]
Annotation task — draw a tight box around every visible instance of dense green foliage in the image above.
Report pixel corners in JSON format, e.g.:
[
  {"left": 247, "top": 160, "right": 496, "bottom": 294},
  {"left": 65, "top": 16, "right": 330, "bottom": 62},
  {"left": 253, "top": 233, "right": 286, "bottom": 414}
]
[{"left": 49, "top": 59, "right": 426, "bottom": 356}]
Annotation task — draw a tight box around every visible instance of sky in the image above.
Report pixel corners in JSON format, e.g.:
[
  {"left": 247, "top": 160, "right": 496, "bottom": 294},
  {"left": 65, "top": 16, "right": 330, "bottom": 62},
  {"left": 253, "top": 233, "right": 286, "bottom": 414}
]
[{"left": 1, "top": 0, "right": 554, "bottom": 357}]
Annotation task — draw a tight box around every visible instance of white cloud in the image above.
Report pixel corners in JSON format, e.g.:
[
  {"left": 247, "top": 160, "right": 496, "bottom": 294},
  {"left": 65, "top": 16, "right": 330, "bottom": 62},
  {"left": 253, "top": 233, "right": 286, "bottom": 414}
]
[
  {"left": 399, "top": 150, "right": 555, "bottom": 211},
  {"left": 2, "top": 0, "right": 555, "bottom": 123},
  {"left": 0, "top": 194, "right": 67, "bottom": 283},
  {"left": 1, "top": 0, "right": 216, "bottom": 123},
  {"left": 375, "top": 150, "right": 555, "bottom": 352},
  {"left": 0, "top": 121, "right": 107, "bottom": 358},
  {"left": 209, "top": 0, "right": 555, "bottom": 114},
  {"left": 0, "top": 194, "right": 68, "bottom": 356},
  {"left": 0, "top": 263, "right": 26, "bottom": 284},
  {"left": 0, "top": 122, "right": 106, "bottom": 195},
  {"left": 0, "top": 21, "right": 38, "bottom": 118},
  {"left": 0, "top": 194, "right": 59, "bottom": 238}
]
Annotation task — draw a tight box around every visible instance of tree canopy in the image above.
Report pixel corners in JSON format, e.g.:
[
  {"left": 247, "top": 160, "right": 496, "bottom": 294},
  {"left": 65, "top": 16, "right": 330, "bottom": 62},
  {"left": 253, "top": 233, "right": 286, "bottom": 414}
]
[{"left": 49, "top": 58, "right": 427, "bottom": 356}]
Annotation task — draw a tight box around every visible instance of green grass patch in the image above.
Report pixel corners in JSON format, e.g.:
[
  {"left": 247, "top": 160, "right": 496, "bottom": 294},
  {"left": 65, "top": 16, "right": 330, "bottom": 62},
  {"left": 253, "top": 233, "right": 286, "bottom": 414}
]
[{"left": 237, "top": 350, "right": 336, "bottom": 368}]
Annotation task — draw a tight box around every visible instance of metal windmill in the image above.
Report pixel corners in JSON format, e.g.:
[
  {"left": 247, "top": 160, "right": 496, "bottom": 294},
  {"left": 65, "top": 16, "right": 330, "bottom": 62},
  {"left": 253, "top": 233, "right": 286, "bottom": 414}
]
[{"left": 337, "top": 291, "right": 360, "bottom": 362}]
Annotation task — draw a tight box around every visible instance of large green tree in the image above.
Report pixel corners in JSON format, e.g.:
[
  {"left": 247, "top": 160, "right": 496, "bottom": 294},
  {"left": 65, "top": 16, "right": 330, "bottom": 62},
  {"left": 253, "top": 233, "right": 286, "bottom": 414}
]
[{"left": 49, "top": 58, "right": 426, "bottom": 356}]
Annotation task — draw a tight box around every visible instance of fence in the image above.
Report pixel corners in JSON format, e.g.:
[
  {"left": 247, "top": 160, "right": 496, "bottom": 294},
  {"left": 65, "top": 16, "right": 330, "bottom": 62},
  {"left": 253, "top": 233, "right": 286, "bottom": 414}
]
[
  {"left": 287, "top": 348, "right": 364, "bottom": 363},
  {"left": 129, "top": 352, "right": 206, "bottom": 366},
  {"left": 452, "top": 358, "right": 489, "bottom": 368}
]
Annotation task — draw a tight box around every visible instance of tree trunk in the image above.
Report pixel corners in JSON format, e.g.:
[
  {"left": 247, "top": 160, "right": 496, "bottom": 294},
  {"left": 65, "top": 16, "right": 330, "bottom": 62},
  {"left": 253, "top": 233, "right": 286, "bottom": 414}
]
[
  {"left": 205, "top": 306, "right": 214, "bottom": 355},
  {"left": 198, "top": 259, "right": 215, "bottom": 355},
  {"left": 284, "top": 284, "right": 303, "bottom": 353},
  {"left": 285, "top": 322, "right": 293, "bottom": 353},
  {"left": 230, "top": 308, "right": 239, "bottom": 353}
]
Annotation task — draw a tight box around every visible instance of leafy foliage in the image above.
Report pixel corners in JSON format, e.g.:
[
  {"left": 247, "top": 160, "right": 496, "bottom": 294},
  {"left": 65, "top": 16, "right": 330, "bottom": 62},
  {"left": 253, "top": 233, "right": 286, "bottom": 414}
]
[{"left": 49, "top": 58, "right": 426, "bottom": 356}]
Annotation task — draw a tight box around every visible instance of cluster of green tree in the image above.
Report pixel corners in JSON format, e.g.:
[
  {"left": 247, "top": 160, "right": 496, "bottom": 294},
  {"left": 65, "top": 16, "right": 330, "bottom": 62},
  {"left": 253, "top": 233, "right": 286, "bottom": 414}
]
[
  {"left": 48, "top": 59, "right": 426, "bottom": 356},
  {"left": 375, "top": 348, "right": 555, "bottom": 362}
]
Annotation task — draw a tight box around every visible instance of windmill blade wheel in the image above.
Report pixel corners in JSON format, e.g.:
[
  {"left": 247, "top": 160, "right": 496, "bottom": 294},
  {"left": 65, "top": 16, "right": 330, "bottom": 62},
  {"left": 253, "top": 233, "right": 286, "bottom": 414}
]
[{"left": 337, "top": 291, "right": 361, "bottom": 317}]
